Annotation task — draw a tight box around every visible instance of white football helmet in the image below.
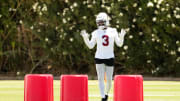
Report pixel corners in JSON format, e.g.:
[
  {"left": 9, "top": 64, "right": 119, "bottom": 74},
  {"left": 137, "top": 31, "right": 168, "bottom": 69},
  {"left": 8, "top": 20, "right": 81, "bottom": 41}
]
[{"left": 96, "top": 12, "right": 109, "bottom": 30}]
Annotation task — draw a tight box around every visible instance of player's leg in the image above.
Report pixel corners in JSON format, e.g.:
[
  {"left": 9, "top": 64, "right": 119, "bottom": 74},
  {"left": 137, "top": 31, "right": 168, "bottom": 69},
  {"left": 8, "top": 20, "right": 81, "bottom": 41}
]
[
  {"left": 104, "top": 58, "right": 114, "bottom": 100},
  {"left": 96, "top": 64, "right": 106, "bottom": 99},
  {"left": 105, "top": 66, "right": 114, "bottom": 95}
]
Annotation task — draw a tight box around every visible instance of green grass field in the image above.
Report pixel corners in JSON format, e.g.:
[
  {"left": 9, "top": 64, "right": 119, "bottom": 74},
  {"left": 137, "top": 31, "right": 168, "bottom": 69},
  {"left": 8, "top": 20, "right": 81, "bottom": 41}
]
[{"left": 0, "top": 80, "right": 180, "bottom": 101}]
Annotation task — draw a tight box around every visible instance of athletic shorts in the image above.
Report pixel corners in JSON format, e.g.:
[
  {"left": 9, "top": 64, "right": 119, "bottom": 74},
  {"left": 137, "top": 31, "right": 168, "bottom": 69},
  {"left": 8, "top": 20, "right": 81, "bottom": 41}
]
[{"left": 94, "top": 58, "right": 114, "bottom": 66}]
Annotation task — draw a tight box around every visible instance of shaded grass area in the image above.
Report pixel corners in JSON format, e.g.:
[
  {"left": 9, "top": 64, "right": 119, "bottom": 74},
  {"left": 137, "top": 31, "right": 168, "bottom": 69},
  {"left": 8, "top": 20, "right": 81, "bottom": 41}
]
[{"left": 0, "top": 80, "right": 180, "bottom": 101}]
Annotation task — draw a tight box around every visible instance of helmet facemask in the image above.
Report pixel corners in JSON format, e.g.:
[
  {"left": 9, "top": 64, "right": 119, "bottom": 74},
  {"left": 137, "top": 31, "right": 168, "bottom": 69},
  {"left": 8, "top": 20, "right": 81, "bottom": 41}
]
[{"left": 96, "top": 20, "right": 106, "bottom": 30}]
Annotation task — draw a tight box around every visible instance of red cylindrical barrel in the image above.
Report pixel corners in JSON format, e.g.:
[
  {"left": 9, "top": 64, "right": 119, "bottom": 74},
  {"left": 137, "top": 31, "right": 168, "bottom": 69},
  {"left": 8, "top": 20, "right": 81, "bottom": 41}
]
[
  {"left": 114, "top": 75, "right": 143, "bottom": 101},
  {"left": 60, "top": 75, "right": 88, "bottom": 101},
  {"left": 24, "top": 74, "right": 54, "bottom": 101}
]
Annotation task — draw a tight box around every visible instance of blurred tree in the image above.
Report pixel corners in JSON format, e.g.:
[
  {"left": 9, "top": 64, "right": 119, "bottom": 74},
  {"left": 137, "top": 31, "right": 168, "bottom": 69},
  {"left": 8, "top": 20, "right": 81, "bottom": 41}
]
[{"left": 0, "top": 0, "right": 179, "bottom": 77}]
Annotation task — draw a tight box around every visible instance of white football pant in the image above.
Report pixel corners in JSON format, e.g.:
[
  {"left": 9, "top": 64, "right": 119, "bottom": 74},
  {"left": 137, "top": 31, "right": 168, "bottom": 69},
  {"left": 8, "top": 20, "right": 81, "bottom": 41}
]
[{"left": 96, "top": 64, "right": 114, "bottom": 98}]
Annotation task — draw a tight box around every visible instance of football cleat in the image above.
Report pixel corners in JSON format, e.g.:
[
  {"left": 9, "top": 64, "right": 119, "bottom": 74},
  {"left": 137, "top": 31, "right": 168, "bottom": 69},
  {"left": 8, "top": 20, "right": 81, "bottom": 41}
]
[{"left": 105, "top": 95, "right": 108, "bottom": 100}]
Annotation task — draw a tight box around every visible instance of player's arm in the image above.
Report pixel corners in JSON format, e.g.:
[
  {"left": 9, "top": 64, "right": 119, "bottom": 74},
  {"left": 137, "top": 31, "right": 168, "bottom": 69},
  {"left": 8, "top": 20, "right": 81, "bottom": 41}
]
[
  {"left": 115, "top": 29, "right": 126, "bottom": 47},
  {"left": 80, "top": 30, "right": 96, "bottom": 49}
]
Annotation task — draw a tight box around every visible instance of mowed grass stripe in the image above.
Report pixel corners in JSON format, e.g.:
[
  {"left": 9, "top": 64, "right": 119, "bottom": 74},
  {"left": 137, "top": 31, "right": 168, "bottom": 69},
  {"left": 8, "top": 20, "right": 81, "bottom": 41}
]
[{"left": 0, "top": 80, "right": 180, "bottom": 101}]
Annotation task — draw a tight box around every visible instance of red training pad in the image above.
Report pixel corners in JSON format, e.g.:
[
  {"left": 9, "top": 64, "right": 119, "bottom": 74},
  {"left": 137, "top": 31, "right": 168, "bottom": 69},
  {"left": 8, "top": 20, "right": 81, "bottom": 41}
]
[
  {"left": 60, "top": 75, "right": 88, "bottom": 101},
  {"left": 114, "top": 75, "right": 143, "bottom": 101},
  {"left": 24, "top": 74, "right": 54, "bottom": 101}
]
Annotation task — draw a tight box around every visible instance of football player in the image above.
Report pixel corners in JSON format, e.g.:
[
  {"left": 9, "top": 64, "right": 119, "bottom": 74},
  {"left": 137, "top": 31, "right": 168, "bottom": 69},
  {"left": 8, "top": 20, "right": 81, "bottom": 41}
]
[{"left": 81, "top": 12, "right": 126, "bottom": 101}]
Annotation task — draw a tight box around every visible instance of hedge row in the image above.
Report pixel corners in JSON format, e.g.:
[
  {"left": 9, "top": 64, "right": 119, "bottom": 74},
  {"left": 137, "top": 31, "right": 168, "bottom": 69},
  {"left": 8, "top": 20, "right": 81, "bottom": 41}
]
[{"left": 0, "top": 0, "right": 179, "bottom": 76}]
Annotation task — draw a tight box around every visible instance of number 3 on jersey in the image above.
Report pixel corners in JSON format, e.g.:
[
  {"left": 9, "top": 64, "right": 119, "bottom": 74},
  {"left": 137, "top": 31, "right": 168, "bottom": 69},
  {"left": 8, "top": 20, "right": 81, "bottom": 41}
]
[{"left": 102, "top": 35, "right": 109, "bottom": 46}]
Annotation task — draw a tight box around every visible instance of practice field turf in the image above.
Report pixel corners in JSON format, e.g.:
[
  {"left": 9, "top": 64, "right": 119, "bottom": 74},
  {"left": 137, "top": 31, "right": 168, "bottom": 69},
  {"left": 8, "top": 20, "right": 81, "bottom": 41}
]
[{"left": 0, "top": 80, "right": 180, "bottom": 101}]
